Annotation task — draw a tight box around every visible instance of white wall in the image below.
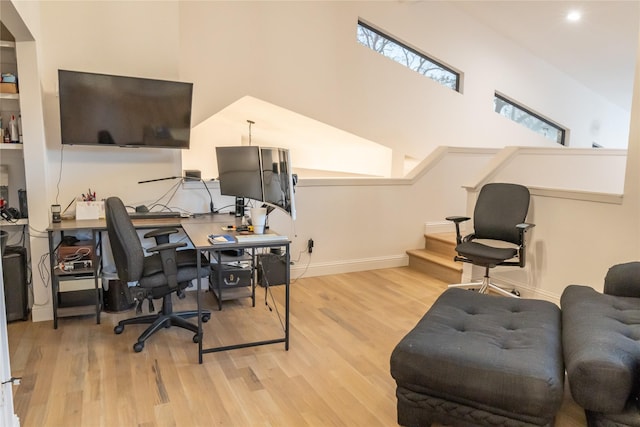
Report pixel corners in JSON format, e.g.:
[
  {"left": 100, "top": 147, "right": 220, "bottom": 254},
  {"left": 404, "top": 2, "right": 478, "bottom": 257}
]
[
  {"left": 180, "top": 0, "right": 630, "bottom": 165},
  {"left": 480, "top": 147, "right": 628, "bottom": 195},
  {"left": 10, "top": 1, "right": 640, "bottom": 320}
]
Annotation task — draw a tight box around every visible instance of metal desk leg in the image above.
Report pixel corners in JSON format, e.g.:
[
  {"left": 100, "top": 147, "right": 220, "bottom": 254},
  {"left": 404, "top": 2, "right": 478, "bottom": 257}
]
[
  {"left": 93, "top": 229, "right": 101, "bottom": 325},
  {"left": 285, "top": 243, "right": 290, "bottom": 350},
  {"left": 48, "top": 230, "right": 58, "bottom": 329},
  {"left": 197, "top": 248, "right": 203, "bottom": 364}
]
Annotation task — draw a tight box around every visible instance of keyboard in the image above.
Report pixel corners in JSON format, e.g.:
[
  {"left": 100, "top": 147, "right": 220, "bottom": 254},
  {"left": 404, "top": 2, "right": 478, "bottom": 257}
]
[
  {"left": 235, "top": 233, "right": 288, "bottom": 244},
  {"left": 128, "top": 211, "right": 181, "bottom": 219}
]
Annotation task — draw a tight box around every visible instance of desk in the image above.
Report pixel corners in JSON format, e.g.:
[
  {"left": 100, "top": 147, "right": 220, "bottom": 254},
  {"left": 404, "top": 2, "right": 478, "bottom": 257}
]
[
  {"left": 47, "top": 217, "right": 189, "bottom": 328},
  {"left": 47, "top": 220, "right": 103, "bottom": 328},
  {"left": 182, "top": 221, "right": 290, "bottom": 364},
  {"left": 47, "top": 215, "right": 291, "bottom": 362}
]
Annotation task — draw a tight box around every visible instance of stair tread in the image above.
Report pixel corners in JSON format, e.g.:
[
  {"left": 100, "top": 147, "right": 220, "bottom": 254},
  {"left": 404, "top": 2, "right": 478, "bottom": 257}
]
[
  {"left": 424, "top": 232, "right": 457, "bottom": 243},
  {"left": 406, "top": 248, "right": 463, "bottom": 271}
]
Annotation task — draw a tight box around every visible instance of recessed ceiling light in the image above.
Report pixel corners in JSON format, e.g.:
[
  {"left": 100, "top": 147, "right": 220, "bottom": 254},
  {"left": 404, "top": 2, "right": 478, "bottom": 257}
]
[{"left": 566, "top": 10, "right": 581, "bottom": 22}]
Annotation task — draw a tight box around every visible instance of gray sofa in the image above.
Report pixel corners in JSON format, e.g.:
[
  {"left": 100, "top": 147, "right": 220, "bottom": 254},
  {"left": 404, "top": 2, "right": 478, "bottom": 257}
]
[
  {"left": 561, "top": 261, "right": 640, "bottom": 427},
  {"left": 390, "top": 261, "right": 640, "bottom": 427}
]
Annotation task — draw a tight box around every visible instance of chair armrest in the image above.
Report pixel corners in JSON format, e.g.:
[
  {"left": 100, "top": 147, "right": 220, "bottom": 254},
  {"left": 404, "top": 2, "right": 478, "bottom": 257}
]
[
  {"left": 516, "top": 222, "right": 535, "bottom": 231},
  {"left": 147, "top": 242, "right": 187, "bottom": 289},
  {"left": 445, "top": 216, "right": 470, "bottom": 224},
  {"left": 604, "top": 262, "right": 640, "bottom": 298},
  {"left": 144, "top": 228, "right": 179, "bottom": 245},
  {"left": 445, "top": 216, "right": 471, "bottom": 245},
  {"left": 147, "top": 242, "right": 187, "bottom": 253}
]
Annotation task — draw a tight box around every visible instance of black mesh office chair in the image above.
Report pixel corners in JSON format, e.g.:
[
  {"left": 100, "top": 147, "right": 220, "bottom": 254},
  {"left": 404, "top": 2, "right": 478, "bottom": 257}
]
[
  {"left": 105, "top": 197, "right": 211, "bottom": 352},
  {"left": 446, "top": 183, "right": 535, "bottom": 297}
]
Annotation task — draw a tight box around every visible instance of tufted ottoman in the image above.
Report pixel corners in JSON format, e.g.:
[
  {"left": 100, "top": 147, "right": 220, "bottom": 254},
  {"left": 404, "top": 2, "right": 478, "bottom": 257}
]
[{"left": 390, "top": 288, "right": 564, "bottom": 427}]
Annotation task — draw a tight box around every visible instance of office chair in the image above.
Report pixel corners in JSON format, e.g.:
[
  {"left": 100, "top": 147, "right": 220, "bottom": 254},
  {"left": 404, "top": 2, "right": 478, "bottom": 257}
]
[
  {"left": 446, "top": 183, "right": 535, "bottom": 297},
  {"left": 105, "top": 197, "right": 211, "bottom": 352}
]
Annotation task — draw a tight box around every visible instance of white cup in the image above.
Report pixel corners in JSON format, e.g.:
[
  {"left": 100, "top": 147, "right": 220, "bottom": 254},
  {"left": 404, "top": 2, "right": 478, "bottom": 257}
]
[{"left": 250, "top": 207, "right": 267, "bottom": 234}]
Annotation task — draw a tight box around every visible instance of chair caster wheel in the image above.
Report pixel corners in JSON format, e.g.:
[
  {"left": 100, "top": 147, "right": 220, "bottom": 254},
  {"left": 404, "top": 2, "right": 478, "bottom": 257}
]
[
  {"left": 114, "top": 325, "right": 124, "bottom": 334},
  {"left": 133, "top": 342, "right": 144, "bottom": 352},
  {"left": 202, "top": 314, "right": 210, "bottom": 323},
  {"left": 193, "top": 333, "right": 201, "bottom": 343}
]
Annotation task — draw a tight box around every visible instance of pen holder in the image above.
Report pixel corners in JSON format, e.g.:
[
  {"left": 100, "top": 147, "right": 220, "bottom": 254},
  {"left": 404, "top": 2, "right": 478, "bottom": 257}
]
[{"left": 76, "top": 201, "right": 104, "bottom": 220}]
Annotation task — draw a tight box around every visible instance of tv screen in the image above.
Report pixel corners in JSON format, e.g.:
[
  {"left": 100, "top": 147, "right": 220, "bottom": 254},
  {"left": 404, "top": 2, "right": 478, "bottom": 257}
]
[
  {"left": 58, "top": 70, "right": 193, "bottom": 148},
  {"left": 260, "top": 147, "right": 296, "bottom": 220},
  {"left": 216, "top": 146, "right": 264, "bottom": 201}
]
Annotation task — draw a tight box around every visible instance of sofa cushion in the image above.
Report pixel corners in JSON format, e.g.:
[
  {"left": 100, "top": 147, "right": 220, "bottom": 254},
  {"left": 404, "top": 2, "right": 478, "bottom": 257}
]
[{"left": 561, "top": 285, "right": 640, "bottom": 414}]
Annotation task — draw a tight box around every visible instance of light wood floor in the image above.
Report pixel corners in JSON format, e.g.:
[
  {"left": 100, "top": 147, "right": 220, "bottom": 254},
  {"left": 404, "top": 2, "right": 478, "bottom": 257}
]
[{"left": 8, "top": 267, "right": 586, "bottom": 426}]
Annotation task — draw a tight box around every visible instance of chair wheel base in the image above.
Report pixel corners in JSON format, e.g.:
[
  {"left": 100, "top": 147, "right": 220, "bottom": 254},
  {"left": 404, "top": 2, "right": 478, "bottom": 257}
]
[
  {"left": 448, "top": 280, "right": 519, "bottom": 298},
  {"left": 133, "top": 342, "right": 144, "bottom": 352}
]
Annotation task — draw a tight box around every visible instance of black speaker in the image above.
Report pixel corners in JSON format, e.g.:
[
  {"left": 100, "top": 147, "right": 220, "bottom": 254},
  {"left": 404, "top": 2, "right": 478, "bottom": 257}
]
[
  {"left": 235, "top": 197, "right": 245, "bottom": 217},
  {"left": 18, "top": 188, "right": 28, "bottom": 218},
  {"left": 2, "top": 246, "right": 29, "bottom": 321}
]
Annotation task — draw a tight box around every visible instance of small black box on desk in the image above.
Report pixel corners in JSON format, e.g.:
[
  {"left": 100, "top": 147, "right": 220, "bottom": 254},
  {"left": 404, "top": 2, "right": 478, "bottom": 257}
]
[{"left": 209, "top": 263, "right": 252, "bottom": 289}]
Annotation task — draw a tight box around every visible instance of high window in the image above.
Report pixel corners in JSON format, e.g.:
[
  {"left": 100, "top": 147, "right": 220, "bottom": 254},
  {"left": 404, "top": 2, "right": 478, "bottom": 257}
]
[
  {"left": 357, "top": 20, "right": 460, "bottom": 92},
  {"left": 494, "top": 93, "right": 566, "bottom": 145}
]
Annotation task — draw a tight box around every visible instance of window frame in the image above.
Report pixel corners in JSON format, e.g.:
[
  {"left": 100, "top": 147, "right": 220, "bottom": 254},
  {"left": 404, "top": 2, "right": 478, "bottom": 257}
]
[
  {"left": 494, "top": 92, "right": 567, "bottom": 145},
  {"left": 357, "top": 20, "right": 461, "bottom": 92}
]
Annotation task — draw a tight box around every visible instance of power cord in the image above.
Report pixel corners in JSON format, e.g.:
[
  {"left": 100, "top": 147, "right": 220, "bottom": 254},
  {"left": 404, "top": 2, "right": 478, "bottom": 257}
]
[{"left": 55, "top": 144, "right": 64, "bottom": 205}]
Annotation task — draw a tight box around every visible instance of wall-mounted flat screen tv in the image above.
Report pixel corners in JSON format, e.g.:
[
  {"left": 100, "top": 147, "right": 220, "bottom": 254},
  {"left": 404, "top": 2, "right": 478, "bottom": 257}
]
[{"left": 58, "top": 70, "right": 193, "bottom": 149}]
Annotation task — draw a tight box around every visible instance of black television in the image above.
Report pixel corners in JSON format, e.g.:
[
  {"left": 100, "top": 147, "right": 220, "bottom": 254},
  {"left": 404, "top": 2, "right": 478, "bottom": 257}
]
[{"left": 58, "top": 70, "right": 193, "bottom": 148}]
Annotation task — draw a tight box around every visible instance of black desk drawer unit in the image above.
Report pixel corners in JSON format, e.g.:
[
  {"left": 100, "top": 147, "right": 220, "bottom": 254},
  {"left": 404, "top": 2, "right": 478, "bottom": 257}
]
[{"left": 209, "top": 264, "right": 251, "bottom": 289}]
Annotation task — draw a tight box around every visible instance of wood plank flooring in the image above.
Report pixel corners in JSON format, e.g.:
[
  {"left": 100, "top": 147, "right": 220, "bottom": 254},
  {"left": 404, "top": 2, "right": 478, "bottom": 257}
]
[{"left": 8, "top": 267, "right": 586, "bottom": 426}]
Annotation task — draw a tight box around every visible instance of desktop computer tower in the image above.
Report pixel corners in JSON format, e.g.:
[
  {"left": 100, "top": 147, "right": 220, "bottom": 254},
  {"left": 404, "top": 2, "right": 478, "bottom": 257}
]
[{"left": 2, "top": 246, "right": 29, "bottom": 322}]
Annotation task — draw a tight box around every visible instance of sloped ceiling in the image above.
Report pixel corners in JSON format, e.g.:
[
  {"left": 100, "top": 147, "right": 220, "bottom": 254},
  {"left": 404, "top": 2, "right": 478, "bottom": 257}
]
[{"left": 453, "top": 0, "right": 640, "bottom": 110}]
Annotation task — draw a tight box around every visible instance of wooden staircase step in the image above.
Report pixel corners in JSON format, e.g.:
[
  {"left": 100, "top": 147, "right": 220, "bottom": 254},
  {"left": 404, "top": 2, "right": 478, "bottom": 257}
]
[
  {"left": 406, "top": 248, "right": 462, "bottom": 284},
  {"left": 424, "top": 232, "right": 458, "bottom": 258}
]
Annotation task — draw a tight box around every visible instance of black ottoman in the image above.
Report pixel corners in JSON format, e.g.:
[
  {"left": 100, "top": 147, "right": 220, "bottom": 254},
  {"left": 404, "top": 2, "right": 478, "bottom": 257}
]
[{"left": 390, "top": 288, "right": 564, "bottom": 427}]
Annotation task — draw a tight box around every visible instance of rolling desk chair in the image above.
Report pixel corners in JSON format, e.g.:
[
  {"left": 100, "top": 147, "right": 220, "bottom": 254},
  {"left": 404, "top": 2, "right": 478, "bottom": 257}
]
[
  {"left": 105, "top": 197, "right": 211, "bottom": 352},
  {"left": 446, "top": 183, "right": 535, "bottom": 297}
]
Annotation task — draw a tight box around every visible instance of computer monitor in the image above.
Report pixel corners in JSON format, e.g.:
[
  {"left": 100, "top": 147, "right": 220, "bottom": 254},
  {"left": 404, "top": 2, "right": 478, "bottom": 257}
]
[
  {"left": 215, "top": 146, "right": 297, "bottom": 220},
  {"left": 260, "top": 147, "right": 296, "bottom": 220},
  {"left": 216, "top": 146, "right": 264, "bottom": 202}
]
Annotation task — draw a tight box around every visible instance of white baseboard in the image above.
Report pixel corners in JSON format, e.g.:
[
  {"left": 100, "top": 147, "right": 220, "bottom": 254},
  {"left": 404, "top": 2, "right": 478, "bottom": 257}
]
[
  {"left": 291, "top": 254, "right": 408, "bottom": 279},
  {"left": 31, "top": 305, "right": 53, "bottom": 322},
  {"left": 462, "top": 274, "right": 561, "bottom": 305}
]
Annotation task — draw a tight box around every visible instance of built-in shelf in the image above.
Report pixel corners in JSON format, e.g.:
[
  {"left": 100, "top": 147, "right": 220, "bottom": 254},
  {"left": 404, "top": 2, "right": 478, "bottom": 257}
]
[
  {"left": 0, "top": 143, "right": 23, "bottom": 150},
  {"left": 0, "top": 218, "right": 28, "bottom": 226},
  {"left": 0, "top": 40, "right": 16, "bottom": 49},
  {"left": 0, "top": 93, "right": 19, "bottom": 101}
]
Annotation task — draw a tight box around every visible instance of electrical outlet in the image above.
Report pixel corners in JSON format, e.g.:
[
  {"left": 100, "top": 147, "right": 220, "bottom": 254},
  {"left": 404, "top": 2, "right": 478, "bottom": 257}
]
[{"left": 308, "top": 238, "right": 314, "bottom": 254}]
